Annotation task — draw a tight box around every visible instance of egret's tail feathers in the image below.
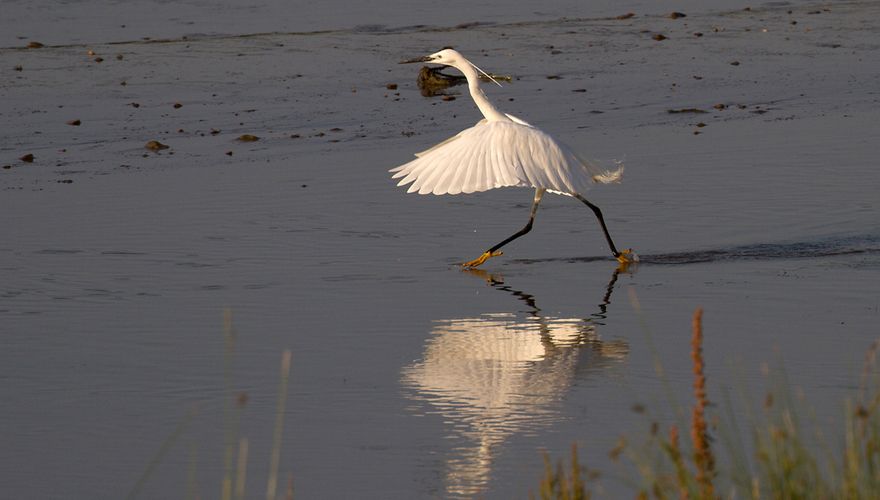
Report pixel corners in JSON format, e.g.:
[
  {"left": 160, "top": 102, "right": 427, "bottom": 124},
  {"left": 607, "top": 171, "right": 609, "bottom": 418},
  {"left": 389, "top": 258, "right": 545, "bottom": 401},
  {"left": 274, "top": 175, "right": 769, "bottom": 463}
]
[{"left": 592, "top": 162, "right": 624, "bottom": 184}]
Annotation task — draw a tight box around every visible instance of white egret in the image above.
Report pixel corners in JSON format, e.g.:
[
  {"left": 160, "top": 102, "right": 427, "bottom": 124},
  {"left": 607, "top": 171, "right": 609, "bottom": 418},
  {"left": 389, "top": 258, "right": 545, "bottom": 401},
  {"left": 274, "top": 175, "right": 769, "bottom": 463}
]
[{"left": 391, "top": 48, "right": 635, "bottom": 268}]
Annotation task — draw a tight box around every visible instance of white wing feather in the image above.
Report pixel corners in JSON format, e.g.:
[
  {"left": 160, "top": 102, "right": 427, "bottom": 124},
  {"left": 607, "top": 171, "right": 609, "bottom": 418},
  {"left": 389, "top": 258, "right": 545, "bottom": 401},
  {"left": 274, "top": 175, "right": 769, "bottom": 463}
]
[{"left": 390, "top": 119, "right": 623, "bottom": 196}]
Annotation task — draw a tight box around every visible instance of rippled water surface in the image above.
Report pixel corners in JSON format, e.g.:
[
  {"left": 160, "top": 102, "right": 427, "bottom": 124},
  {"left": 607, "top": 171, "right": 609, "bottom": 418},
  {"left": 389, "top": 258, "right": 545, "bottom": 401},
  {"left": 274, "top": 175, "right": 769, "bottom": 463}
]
[{"left": 2, "top": 1, "right": 880, "bottom": 498}]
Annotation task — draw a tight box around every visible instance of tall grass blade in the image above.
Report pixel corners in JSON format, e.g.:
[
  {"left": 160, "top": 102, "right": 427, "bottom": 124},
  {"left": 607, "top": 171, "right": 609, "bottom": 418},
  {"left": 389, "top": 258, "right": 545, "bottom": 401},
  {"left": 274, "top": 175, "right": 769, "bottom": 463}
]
[
  {"left": 186, "top": 436, "right": 200, "bottom": 500},
  {"left": 234, "top": 437, "right": 249, "bottom": 500},
  {"left": 126, "top": 405, "right": 197, "bottom": 500},
  {"left": 222, "top": 308, "right": 238, "bottom": 500},
  {"left": 266, "top": 350, "right": 292, "bottom": 500}
]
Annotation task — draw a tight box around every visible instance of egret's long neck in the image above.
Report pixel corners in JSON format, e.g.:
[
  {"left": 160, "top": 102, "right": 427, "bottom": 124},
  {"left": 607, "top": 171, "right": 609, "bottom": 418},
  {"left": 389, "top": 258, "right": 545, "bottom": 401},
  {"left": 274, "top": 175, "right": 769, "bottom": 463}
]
[{"left": 457, "top": 61, "right": 508, "bottom": 122}]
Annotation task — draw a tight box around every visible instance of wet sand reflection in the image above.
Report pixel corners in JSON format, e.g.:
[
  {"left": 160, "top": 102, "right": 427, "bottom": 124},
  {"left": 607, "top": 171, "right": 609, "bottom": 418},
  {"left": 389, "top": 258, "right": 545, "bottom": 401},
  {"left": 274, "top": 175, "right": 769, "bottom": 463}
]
[{"left": 401, "top": 269, "right": 629, "bottom": 497}]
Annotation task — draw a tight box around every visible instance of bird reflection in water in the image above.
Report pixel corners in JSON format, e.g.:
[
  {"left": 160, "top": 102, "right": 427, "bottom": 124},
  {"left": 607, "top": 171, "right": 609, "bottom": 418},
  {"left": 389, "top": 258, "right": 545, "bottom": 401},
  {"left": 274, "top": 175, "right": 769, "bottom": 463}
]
[{"left": 401, "top": 269, "right": 629, "bottom": 498}]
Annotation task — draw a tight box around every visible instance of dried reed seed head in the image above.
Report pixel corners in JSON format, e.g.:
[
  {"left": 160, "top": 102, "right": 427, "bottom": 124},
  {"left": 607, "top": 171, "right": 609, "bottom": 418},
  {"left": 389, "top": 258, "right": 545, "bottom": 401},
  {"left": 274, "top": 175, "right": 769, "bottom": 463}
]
[
  {"left": 236, "top": 391, "right": 249, "bottom": 407},
  {"left": 608, "top": 437, "right": 626, "bottom": 461}
]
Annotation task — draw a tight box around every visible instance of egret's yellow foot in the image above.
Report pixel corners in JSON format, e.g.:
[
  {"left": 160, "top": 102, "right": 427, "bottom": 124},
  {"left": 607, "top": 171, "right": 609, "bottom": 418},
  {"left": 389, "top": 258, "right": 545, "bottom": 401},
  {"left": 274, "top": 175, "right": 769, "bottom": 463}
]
[
  {"left": 614, "top": 249, "right": 637, "bottom": 272},
  {"left": 461, "top": 250, "right": 503, "bottom": 269},
  {"left": 616, "top": 248, "right": 637, "bottom": 264}
]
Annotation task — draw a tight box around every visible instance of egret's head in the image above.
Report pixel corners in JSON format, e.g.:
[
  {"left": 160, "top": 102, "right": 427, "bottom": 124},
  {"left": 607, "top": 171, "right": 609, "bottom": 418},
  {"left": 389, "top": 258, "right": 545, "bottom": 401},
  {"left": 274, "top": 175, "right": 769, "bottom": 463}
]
[
  {"left": 400, "top": 47, "right": 502, "bottom": 87},
  {"left": 400, "top": 47, "right": 463, "bottom": 67}
]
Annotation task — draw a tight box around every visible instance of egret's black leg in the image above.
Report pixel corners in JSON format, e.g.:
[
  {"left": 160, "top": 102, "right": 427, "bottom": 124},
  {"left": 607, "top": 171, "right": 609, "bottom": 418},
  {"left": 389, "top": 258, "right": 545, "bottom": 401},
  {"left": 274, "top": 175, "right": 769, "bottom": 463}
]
[
  {"left": 487, "top": 189, "right": 543, "bottom": 253},
  {"left": 462, "top": 188, "right": 545, "bottom": 268},
  {"left": 573, "top": 193, "right": 628, "bottom": 260}
]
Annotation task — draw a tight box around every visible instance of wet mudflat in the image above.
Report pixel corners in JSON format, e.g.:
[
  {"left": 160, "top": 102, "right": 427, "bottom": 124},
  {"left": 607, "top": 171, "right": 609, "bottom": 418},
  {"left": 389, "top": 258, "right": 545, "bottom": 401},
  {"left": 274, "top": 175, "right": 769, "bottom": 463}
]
[{"left": 2, "top": 1, "right": 880, "bottom": 498}]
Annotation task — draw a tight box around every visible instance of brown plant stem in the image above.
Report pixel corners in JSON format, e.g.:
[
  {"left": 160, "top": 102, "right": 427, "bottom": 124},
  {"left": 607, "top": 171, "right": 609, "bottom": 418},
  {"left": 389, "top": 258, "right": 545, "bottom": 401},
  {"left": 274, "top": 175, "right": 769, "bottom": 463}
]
[{"left": 691, "top": 308, "right": 715, "bottom": 498}]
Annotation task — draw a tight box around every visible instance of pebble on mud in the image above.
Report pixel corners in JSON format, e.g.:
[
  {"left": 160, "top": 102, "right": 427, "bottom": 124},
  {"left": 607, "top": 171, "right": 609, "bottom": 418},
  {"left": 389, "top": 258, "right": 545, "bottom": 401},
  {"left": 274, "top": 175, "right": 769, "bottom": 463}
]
[
  {"left": 668, "top": 12, "right": 687, "bottom": 19},
  {"left": 713, "top": 103, "right": 727, "bottom": 110},
  {"left": 14, "top": 65, "right": 23, "bottom": 72},
  {"left": 386, "top": 83, "right": 398, "bottom": 90},
  {"left": 145, "top": 140, "right": 169, "bottom": 151},
  {"left": 173, "top": 102, "right": 182, "bottom": 109},
  {"left": 652, "top": 34, "right": 667, "bottom": 41},
  {"left": 131, "top": 102, "right": 140, "bottom": 108},
  {"left": 237, "top": 134, "right": 259, "bottom": 142},
  {"left": 616, "top": 13, "right": 635, "bottom": 20},
  {"left": 27, "top": 41, "right": 44, "bottom": 49},
  {"left": 2, "top": 165, "right": 11, "bottom": 170},
  {"left": 67, "top": 119, "right": 81, "bottom": 126},
  {"left": 226, "top": 151, "right": 233, "bottom": 156},
  {"left": 730, "top": 61, "right": 741, "bottom": 66},
  {"left": 20, "top": 154, "right": 35, "bottom": 163},
  {"left": 442, "top": 95, "right": 456, "bottom": 101}
]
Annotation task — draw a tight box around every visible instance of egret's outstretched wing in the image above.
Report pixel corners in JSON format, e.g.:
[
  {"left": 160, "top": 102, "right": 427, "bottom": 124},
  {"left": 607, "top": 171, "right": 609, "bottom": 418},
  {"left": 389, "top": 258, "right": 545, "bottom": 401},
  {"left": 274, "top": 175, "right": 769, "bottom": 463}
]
[
  {"left": 390, "top": 120, "right": 623, "bottom": 196},
  {"left": 414, "top": 119, "right": 486, "bottom": 158}
]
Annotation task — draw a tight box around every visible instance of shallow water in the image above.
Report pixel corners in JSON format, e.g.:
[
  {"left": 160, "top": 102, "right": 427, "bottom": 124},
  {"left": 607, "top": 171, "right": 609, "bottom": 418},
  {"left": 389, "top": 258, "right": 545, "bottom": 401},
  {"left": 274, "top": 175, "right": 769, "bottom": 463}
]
[{"left": 2, "top": 1, "right": 880, "bottom": 498}]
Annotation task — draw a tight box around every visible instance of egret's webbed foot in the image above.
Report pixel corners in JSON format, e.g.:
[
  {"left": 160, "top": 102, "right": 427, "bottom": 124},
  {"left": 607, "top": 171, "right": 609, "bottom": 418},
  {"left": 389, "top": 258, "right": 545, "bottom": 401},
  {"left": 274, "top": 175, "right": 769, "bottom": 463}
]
[{"left": 461, "top": 250, "right": 503, "bottom": 269}]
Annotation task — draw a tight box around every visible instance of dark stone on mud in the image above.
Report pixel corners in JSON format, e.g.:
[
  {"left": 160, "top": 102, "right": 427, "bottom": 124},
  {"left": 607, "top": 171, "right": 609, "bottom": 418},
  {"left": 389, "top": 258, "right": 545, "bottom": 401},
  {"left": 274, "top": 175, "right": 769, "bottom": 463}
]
[{"left": 667, "top": 108, "right": 707, "bottom": 114}]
